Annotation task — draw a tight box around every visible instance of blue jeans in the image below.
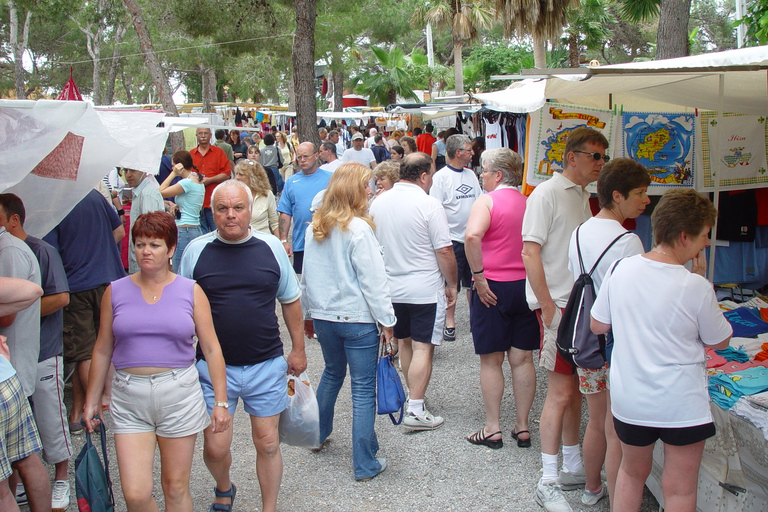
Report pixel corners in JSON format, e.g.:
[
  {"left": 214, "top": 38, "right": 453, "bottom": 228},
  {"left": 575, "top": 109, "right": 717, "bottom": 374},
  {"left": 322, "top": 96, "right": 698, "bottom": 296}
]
[
  {"left": 173, "top": 226, "right": 204, "bottom": 272},
  {"left": 314, "top": 320, "right": 382, "bottom": 480},
  {"left": 200, "top": 208, "right": 215, "bottom": 233}
]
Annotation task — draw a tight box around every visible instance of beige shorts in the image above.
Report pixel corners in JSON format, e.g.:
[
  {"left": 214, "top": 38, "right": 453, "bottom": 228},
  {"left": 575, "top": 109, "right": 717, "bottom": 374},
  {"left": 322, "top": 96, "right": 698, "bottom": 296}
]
[
  {"left": 110, "top": 364, "right": 210, "bottom": 438},
  {"left": 536, "top": 308, "right": 575, "bottom": 375}
]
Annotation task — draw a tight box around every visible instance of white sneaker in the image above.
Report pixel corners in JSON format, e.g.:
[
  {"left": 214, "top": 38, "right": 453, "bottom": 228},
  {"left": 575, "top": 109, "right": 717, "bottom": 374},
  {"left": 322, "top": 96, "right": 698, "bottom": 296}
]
[
  {"left": 52, "top": 480, "right": 70, "bottom": 512},
  {"left": 402, "top": 409, "right": 444, "bottom": 431},
  {"left": 557, "top": 468, "right": 586, "bottom": 490},
  {"left": 535, "top": 479, "right": 573, "bottom": 512},
  {"left": 15, "top": 482, "right": 27, "bottom": 506},
  {"left": 581, "top": 483, "right": 607, "bottom": 506}
]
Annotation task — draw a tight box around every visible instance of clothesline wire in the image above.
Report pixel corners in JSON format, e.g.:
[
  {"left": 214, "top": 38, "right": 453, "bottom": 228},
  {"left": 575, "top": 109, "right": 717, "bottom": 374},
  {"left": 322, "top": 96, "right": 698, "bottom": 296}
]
[{"left": 58, "top": 33, "right": 294, "bottom": 66}]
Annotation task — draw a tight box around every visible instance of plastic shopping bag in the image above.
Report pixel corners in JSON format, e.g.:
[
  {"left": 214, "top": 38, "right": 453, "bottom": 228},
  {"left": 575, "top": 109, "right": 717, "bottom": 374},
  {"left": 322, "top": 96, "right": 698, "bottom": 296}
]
[{"left": 278, "top": 372, "right": 320, "bottom": 448}]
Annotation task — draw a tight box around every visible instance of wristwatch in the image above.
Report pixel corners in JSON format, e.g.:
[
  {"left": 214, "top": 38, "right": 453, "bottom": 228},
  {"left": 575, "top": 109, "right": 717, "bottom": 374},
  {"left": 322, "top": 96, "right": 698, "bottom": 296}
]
[
  {"left": 214, "top": 401, "right": 229, "bottom": 409},
  {"left": 280, "top": 239, "right": 289, "bottom": 244}
]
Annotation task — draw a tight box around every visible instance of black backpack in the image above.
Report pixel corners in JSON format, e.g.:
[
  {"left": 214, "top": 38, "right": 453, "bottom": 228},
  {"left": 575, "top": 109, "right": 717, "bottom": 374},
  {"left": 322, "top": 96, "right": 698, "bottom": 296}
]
[{"left": 556, "top": 226, "right": 628, "bottom": 369}]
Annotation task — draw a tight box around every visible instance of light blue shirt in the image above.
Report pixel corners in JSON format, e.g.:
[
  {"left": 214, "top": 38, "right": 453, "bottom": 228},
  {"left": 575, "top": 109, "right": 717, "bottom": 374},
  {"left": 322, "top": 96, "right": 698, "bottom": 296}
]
[
  {"left": 277, "top": 169, "right": 332, "bottom": 252},
  {"left": 0, "top": 357, "right": 16, "bottom": 384},
  {"left": 175, "top": 178, "right": 204, "bottom": 226}
]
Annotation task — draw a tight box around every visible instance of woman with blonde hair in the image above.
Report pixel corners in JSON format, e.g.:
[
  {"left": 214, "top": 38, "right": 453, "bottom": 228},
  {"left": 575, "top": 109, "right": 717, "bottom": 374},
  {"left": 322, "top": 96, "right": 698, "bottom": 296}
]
[
  {"left": 233, "top": 160, "right": 279, "bottom": 236},
  {"left": 275, "top": 131, "right": 296, "bottom": 181},
  {"left": 373, "top": 160, "right": 399, "bottom": 198},
  {"left": 300, "top": 163, "right": 396, "bottom": 482}
]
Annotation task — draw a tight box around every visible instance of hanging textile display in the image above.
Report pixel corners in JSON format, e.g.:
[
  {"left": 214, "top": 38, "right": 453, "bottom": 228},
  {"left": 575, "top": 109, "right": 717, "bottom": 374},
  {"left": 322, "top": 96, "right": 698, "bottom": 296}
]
[
  {"left": 523, "top": 103, "right": 615, "bottom": 190},
  {"left": 698, "top": 112, "right": 768, "bottom": 192},
  {"left": 621, "top": 112, "right": 696, "bottom": 192}
]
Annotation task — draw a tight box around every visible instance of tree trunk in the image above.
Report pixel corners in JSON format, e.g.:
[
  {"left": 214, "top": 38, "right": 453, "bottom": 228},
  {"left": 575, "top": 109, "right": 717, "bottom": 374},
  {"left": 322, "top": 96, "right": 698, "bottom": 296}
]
[
  {"left": 9, "top": 3, "right": 30, "bottom": 100},
  {"left": 533, "top": 35, "right": 547, "bottom": 68},
  {"left": 121, "top": 65, "right": 134, "bottom": 104},
  {"left": 287, "top": 68, "right": 296, "bottom": 112},
  {"left": 568, "top": 32, "right": 580, "bottom": 67},
  {"left": 293, "top": 0, "right": 319, "bottom": 146},
  {"left": 200, "top": 66, "right": 217, "bottom": 112},
  {"left": 453, "top": 39, "right": 463, "bottom": 95},
  {"left": 122, "top": 0, "right": 182, "bottom": 151},
  {"left": 104, "top": 24, "right": 127, "bottom": 105},
  {"left": 333, "top": 57, "right": 344, "bottom": 112},
  {"left": 656, "top": 0, "right": 692, "bottom": 59}
]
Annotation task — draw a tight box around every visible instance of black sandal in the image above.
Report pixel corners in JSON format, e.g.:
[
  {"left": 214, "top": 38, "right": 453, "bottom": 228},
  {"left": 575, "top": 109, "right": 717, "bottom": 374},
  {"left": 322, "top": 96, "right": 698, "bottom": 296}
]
[
  {"left": 209, "top": 483, "right": 236, "bottom": 512},
  {"left": 467, "top": 428, "right": 503, "bottom": 449},
  {"left": 511, "top": 429, "right": 532, "bottom": 448}
]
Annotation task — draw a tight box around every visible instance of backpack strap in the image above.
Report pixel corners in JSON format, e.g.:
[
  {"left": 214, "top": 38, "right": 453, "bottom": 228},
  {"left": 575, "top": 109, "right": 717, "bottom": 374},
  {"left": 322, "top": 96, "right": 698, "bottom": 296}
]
[
  {"left": 575, "top": 225, "right": 587, "bottom": 275},
  {"left": 587, "top": 231, "right": 630, "bottom": 276}
]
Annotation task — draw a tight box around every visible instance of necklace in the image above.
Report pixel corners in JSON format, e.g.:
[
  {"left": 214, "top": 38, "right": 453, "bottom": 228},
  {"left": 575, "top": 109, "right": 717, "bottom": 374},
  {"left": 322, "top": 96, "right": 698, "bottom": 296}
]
[{"left": 651, "top": 248, "right": 679, "bottom": 263}]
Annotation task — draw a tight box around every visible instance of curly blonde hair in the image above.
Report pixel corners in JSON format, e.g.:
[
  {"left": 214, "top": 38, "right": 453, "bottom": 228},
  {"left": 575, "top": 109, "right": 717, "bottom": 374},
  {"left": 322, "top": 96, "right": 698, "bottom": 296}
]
[
  {"left": 312, "top": 163, "right": 374, "bottom": 242},
  {"left": 234, "top": 160, "right": 271, "bottom": 198},
  {"left": 373, "top": 160, "right": 400, "bottom": 185}
]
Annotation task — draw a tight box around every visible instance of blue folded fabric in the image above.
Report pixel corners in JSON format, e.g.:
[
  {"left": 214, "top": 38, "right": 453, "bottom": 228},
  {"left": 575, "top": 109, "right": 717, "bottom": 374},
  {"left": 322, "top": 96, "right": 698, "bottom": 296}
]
[
  {"left": 709, "top": 366, "right": 768, "bottom": 410},
  {"left": 715, "top": 346, "right": 750, "bottom": 363},
  {"left": 723, "top": 307, "right": 768, "bottom": 338}
]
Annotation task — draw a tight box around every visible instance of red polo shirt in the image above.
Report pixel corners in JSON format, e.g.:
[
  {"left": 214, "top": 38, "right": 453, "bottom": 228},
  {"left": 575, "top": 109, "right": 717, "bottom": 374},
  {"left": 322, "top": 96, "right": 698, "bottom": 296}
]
[
  {"left": 416, "top": 133, "right": 436, "bottom": 154},
  {"left": 190, "top": 145, "right": 230, "bottom": 208}
]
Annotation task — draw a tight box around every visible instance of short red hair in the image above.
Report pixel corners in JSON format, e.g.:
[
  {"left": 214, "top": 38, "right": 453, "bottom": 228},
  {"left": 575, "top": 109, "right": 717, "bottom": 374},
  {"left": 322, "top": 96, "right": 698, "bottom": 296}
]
[{"left": 131, "top": 211, "right": 177, "bottom": 250}]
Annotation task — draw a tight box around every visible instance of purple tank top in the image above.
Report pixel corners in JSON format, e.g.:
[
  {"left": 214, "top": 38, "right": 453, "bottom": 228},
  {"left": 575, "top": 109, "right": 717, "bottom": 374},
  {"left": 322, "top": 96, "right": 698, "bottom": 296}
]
[
  {"left": 110, "top": 275, "right": 197, "bottom": 370},
  {"left": 482, "top": 187, "right": 527, "bottom": 282}
]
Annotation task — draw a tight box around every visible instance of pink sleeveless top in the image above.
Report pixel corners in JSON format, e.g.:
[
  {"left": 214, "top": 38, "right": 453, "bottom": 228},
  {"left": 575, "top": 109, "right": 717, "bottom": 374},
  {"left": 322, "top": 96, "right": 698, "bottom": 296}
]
[{"left": 481, "top": 187, "right": 527, "bottom": 282}]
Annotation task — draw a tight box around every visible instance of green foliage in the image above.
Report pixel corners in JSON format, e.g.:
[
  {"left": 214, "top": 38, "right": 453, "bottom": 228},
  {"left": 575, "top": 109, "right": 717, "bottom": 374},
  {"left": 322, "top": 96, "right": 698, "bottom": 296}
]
[
  {"left": 618, "top": 0, "right": 660, "bottom": 23},
  {"left": 351, "top": 45, "right": 419, "bottom": 106},
  {"left": 739, "top": 0, "right": 768, "bottom": 45},
  {"left": 690, "top": 0, "right": 736, "bottom": 52},
  {"left": 463, "top": 41, "right": 533, "bottom": 91}
]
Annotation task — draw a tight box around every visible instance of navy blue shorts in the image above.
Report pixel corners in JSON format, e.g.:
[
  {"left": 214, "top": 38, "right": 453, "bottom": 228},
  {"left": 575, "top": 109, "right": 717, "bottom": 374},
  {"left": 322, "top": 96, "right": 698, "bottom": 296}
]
[
  {"left": 470, "top": 279, "right": 540, "bottom": 354},
  {"left": 452, "top": 241, "right": 473, "bottom": 290},
  {"left": 292, "top": 250, "right": 304, "bottom": 275},
  {"left": 613, "top": 417, "right": 716, "bottom": 447},
  {"left": 392, "top": 302, "right": 441, "bottom": 345}
]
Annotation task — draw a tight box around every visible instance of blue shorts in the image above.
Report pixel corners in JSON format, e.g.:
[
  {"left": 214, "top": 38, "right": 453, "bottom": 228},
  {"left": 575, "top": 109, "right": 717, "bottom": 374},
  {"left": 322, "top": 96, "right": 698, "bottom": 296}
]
[
  {"left": 452, "top": 241, "right": 473, "bottom": 290},
  {"left": 196, "top": 356, "right": 289, "bottom": 418},
  {"left": 470, "top": 279, "right": 539, "bottom": 354}
]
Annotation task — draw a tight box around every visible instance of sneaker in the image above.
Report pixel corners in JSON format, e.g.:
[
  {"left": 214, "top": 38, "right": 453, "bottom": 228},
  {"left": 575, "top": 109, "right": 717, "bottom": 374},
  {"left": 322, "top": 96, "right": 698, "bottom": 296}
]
[
  {"left": 443, "top": 327, "right": 456, "bottom": 342},
  {"left": 557, "top": 468, "right": 586, "bottom": 490},
  {"left": 52, "top": 480, "right": 71, "bottom": 512},
  {"left": 581, "top": 484, "right": 607, "bottom": 506},
  {"left": 15, "top": 483, "right": 27, "bottom": 506},
  {"left": 403, "top": 409, "right": 444, "bottom": 431},
  {"left": 535, "top": 480, "right": 573, "bottom": 512}
]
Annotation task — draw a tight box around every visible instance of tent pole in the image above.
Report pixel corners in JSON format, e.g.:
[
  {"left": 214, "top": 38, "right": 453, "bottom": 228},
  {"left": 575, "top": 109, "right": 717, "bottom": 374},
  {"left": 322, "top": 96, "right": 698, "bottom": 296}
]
[{"left": 708, "top": 73, "right": 725, "bottom": 283}]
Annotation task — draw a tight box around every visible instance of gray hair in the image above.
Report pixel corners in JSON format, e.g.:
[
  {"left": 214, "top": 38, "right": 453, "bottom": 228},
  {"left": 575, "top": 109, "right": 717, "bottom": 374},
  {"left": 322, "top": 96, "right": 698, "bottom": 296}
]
[
  {"left": 446, "top": 134, "right": 472, "bottom": 160},
  {"left": 481, "top": 148, "right": 523, "bottom": 187},
  {"left": 211, "top": 179, "right": 254, "bottom": 212}
]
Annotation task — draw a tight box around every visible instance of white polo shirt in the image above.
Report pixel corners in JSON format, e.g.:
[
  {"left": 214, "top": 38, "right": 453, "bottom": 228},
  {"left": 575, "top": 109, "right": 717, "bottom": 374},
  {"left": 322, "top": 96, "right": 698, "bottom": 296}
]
[
  {"left": 369, "top": 181, "right": 452, "bottom": 304},
  {"left": 522, "top": 172, "right": 591, "bottom": 310},
  {"left": 341, "top": 147, "right": 376, "bottom": 168}
]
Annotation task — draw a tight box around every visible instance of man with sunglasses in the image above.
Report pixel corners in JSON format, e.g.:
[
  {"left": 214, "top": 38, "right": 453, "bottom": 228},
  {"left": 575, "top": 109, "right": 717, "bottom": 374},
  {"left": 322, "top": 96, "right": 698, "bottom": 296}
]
[{"left": 521, "top": 127, "right": 610, "bottom": 512}]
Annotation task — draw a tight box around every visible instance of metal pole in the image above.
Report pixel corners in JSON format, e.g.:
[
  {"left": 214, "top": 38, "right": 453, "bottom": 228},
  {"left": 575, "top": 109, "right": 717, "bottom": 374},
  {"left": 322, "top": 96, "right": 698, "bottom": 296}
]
[{"left": 707, "top": 73, "right": 724, "bottom": 283}]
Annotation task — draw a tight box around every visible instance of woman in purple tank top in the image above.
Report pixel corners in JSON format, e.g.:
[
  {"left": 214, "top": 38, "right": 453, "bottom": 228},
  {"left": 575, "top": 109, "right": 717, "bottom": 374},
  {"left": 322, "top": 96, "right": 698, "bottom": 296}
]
[{"left": 82, "top": 212, "right": 230, "bottom": 512}]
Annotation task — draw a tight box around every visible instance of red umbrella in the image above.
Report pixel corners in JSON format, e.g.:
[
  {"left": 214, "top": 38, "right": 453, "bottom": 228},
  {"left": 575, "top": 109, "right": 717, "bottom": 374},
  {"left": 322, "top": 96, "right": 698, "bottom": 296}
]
[{"left": 56, "top": 67, "right": 83, "bottom": 101}]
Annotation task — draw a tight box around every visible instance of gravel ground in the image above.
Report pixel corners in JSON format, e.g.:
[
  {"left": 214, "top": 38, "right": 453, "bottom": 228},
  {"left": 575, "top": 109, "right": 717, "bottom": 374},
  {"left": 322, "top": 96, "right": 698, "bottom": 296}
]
[{"left": 47, "top": 293, "right": 660, "bottom": 512}]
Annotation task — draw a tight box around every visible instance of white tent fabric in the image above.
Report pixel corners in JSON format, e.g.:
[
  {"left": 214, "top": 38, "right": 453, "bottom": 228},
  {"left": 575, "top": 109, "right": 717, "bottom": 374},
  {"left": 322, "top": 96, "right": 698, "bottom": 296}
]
[
  {"left": 474, "top": 46, "right": 768, "bottom": 115},
  {"left": 1, "top": 100, "right": 179, "bottom": 238}
]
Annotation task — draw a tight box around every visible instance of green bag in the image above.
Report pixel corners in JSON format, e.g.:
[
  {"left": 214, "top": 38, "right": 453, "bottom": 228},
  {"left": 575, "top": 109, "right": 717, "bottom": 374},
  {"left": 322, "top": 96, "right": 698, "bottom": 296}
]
[{"left": 74, "top": 419, "right": 114, "bottom": 512}]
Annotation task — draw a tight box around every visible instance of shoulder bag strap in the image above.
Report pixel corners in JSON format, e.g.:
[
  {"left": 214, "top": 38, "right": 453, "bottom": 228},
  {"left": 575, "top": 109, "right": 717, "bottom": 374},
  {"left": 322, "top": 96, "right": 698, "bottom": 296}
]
[{"left": 588, "top": 231, "right": 630, "bottom": 276}]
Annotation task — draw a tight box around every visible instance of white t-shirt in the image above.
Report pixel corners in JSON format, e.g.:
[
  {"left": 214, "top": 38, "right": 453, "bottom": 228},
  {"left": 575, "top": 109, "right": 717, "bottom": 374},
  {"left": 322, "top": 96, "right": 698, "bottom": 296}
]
[
  {"left": 567, "top": 217, "right": 645, "bottom": 291},
  {"left": 591, "top": 255, "right": 733, "bottom": 428},
  {"left": 429, "top": 165, "right": 482, "bottom": 242},
  {"left": 342, "top": 148, "right": 376, "bottom": 168},
  {"left": 319, "top": 159, "right": 343, "bottom": 173},
  {"left": 522, "top": 172, "right": 592, "bottom": 310},
  {"left": 369, "top": 182, "right": 451, "bottom": 303}
]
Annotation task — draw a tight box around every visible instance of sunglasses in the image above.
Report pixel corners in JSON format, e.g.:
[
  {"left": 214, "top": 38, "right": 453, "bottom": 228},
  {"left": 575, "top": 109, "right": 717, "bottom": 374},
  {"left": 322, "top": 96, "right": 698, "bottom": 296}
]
[{"left": 573, "top": 150, "right": 610, "bottom": 163}]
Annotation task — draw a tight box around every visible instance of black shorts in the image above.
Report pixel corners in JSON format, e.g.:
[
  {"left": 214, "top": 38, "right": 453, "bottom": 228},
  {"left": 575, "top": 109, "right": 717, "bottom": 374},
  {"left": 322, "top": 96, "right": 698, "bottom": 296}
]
[
  {"left": 452, "top": 241, "right": 472, "bottom": 290},
  {"left": 292, "top": 250, "right": 304, "bottom": 275},
  {"left": 613, "top": 417, "right": 716, "bottom": 447},
  {"left": 392, "top": 302, "right": 440, "bottom": 345},
  {"left": 470, "top": 279, "right": 540, "bottom": 354}
]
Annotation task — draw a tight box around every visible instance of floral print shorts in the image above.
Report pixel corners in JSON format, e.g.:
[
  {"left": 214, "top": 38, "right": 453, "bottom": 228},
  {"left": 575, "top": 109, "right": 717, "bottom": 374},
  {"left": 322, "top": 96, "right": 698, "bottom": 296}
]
[{"left": 577, "top": 364, "right": 609, "bottom": 395}]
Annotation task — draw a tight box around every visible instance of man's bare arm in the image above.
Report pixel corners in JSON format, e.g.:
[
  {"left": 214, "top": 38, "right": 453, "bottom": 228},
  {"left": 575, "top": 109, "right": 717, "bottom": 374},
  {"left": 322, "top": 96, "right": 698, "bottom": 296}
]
[
  {"left": 521, "top": 241, "right": 556, "bottom": 325},
  {"left": 435, "top": 245, "right": 458, "bottom": 308},
  {"left": 40, "top": 291, "right": 69, "bottom": 317}
]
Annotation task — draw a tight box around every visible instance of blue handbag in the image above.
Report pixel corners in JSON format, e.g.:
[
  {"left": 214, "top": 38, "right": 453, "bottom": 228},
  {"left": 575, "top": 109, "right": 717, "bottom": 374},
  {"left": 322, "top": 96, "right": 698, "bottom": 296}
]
[
  {"left": 376, "top": 342, "right": 407, "bottom": 425},
  {"left": 74, "top": 418, "right": 114, "bottom": 512}
]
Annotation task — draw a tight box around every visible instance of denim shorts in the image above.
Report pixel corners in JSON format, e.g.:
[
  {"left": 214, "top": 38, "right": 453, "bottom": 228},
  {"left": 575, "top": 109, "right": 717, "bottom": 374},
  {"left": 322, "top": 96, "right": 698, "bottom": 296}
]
[
  {"left": 110, "top": 365, "right": 210, "bottom": 437},
  {"left": 196, "top": 356, "right": 288, "bottom": 418}
]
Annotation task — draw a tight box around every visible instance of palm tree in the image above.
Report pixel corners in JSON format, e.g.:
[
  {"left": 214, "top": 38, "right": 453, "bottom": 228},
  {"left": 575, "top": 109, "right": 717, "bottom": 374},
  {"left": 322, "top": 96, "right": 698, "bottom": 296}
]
[
  {"left": 411, "top": 0, "right": 495, "bottom": 95},
  {"left": 564, "top": 0, "right": 612, "bottom": 67},
  {"left": 352, "top": 46, "right": 420, "bottom": 106},
  {"left": 495, "top": 0, "right": 577, "bottom": 68},
  {"left": 618, "top": 0, "right": 693, "bottom": 58}
]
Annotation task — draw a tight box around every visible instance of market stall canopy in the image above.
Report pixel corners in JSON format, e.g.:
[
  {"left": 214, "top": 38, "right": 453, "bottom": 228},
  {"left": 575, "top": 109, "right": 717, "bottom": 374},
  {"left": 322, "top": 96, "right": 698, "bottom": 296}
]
[
  {"left": 475, "top": 46, "right": 768, "bottom": 115},
  {"left": 0, "top": 100, "right": 184, "bottom": 237}
]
